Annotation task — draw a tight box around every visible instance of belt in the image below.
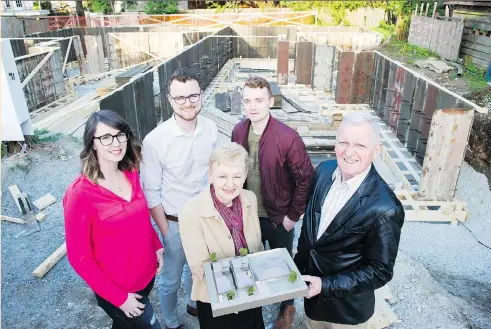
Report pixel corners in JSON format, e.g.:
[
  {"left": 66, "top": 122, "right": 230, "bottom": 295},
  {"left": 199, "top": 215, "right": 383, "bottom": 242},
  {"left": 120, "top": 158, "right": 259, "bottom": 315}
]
[{"left": 166, "top": 214, "right": 178, "bottom": 222}]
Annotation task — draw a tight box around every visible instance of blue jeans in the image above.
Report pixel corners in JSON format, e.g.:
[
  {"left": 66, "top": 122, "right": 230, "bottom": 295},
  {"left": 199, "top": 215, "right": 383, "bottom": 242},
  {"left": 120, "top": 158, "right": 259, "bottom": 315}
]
[{"left": 158, "top": 220, "right": 196, "bottom": 328}]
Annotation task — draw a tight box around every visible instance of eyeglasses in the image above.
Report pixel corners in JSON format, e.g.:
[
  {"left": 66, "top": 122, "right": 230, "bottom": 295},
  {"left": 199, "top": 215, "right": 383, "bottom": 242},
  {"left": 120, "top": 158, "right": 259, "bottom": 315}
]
[
  {"left": 169, "top": 93, "right": 201, "bottom": 105},
  {"left": 94, "top": 132, "right": 128, "bottom": 146}
]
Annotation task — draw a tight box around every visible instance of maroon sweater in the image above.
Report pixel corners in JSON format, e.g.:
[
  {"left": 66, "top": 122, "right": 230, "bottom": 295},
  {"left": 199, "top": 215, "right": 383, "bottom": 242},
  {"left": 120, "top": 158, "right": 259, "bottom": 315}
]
[{"left": 232, "top": 116, "right": 314, "bottom": 224}]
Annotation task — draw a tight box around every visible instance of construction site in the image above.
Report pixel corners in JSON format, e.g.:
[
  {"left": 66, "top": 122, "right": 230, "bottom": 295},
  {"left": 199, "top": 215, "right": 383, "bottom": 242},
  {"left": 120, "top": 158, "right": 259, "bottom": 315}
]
[{"left": 1, "top": 8, "right": 491, "bottom": 329}]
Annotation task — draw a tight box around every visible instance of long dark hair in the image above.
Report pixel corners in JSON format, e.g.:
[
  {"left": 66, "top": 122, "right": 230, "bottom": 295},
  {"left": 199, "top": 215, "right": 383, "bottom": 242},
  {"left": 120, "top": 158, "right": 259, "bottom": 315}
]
[{"left": 80, "top": 110, "right": 141, "bottom": 182}]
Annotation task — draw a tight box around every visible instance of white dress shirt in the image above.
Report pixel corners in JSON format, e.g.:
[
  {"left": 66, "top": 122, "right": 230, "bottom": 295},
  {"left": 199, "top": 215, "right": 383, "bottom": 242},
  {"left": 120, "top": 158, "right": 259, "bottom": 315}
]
[
  {"left": 140, "top": 114, "right": 218, "bottom": 216},
  {"left": 316, "top": 166, "right": 371, "bottom": 240}
]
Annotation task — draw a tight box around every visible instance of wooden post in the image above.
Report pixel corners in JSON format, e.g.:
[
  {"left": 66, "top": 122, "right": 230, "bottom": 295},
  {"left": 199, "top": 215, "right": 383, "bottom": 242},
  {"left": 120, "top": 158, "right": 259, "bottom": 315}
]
[
  {"left": 425, "top": 3, "right": 430, "bottom": 16},
  {"left": 418, "top": 109, "right": 475, "bottom": 201},
  {"left": 415, "top": 4, "right": 419, "bottom": 16},
  {"left": 420, "top": 3, "right": 424, "bottom": 16},
  {"left": 432, "top": 1, "right": 437, "bottom": 18},
  {"left": 445, "top": 5, "right": 450, "bottom": 18}
]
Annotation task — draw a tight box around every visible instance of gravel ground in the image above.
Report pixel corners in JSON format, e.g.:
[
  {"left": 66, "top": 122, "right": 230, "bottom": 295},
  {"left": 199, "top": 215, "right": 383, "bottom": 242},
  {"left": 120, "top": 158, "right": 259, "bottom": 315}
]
[{"left": 2, "top": 137, "right": 491, "bottom": 329}]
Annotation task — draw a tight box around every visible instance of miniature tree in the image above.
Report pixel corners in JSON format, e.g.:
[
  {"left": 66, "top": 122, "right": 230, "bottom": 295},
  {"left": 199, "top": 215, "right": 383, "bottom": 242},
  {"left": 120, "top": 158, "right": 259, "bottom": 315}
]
[
  {"left": 239, "top": 248, "right": 249, "bottom": 256},
  {"left": 288, "top": 270, "right": 297, "bottom": 283},
  {"left": 247, "top": 285, "right": 255, "bottom": 296},
  {"left": 226, "top": 290, "right": 235, "bottom": 301},
  {"left": 210, "top": 252, "right": 217, "bottom": 263}
]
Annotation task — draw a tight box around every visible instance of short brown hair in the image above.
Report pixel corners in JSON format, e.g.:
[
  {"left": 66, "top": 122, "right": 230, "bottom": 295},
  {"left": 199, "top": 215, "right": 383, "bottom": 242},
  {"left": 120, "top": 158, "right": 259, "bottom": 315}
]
[
  {"left": 168, "top": 67, "right": 201, "bottom": 90},
  {"left": 80, "top": 110, "right": 142, "bottom": 182},
  {"left": 244, "top": 76, "right": 272, "bottom": 97}
]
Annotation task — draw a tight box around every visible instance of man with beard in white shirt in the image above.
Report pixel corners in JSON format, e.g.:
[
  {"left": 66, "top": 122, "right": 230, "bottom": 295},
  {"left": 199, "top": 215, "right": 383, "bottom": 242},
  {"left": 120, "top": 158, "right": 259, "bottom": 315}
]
[{"left": 140, "top": 68, "right": 218, "bottom": 329}]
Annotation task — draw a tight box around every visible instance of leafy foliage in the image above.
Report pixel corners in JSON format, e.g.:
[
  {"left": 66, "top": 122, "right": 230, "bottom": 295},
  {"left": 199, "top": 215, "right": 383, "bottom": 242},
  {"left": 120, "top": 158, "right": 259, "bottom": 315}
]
[
  {"left": 206, "top": 1, "right": 241, "bottom": 13},
  {"left": 145, "top": 0, "right": 179, "bottom": 14},
  {"left": 239, "top": 248, "right": 249, "bottom": 256},
  {"left": 88, "top": 1, "right": 114, "bottom": 14},
  {"left": 247, "top": 285, "right": 255, "bottom": 296},
  {"left": 210, "top": 252, "right": 217, "bottom": 263},
  {"left": 288, "top": 270, "right": 297, "bottom": 283},
  {"left": 226, "top": 290, "right": 235, "bottom": 300}
]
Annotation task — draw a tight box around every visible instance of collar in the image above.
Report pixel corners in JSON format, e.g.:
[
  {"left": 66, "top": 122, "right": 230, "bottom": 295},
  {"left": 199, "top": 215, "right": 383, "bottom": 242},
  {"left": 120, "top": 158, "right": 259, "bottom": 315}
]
[
  {"left": 332, "top": 165, "right": 371, "bottom": 192},
  {"left": 199, "top": 185, "right": 251, "bottom": 217},
  {"left": 170, "top": 114, "right": 202, "bottom": 137}
]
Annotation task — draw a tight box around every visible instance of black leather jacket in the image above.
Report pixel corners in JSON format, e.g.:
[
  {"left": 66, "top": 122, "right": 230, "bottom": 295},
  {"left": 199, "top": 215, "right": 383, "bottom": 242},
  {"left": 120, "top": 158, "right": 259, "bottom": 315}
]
[{"left": 294, "top": 160, "right": 404, "bottom": 325}]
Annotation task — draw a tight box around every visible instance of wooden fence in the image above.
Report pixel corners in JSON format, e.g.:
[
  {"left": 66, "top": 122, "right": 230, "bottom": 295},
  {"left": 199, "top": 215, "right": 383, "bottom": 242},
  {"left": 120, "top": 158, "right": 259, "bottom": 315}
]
[{"left": 461, "top": 19, "right": 491, "bottom": 68}]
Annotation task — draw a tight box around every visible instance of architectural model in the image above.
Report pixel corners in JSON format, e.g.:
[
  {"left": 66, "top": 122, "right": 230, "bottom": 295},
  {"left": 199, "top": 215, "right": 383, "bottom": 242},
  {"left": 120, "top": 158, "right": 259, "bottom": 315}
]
[{"left": 203, "top": 248, "right": 308, "bottom": 317}]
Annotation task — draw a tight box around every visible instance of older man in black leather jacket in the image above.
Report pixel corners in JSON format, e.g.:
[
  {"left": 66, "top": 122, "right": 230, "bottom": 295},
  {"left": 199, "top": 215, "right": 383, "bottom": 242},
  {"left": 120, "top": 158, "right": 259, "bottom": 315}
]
[{"left": 294, "top": 112, "right": 404, "bottom": 329}]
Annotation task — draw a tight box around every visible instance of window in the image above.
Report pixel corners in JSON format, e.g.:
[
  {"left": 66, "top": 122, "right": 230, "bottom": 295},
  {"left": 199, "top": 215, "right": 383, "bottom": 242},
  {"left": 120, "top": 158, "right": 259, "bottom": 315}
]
[
  {"left": 5, "top": 1, "right": 11, "bottom": 8},
  {"left": 15, "top": 0, "right": 22, "bottom": 8}
]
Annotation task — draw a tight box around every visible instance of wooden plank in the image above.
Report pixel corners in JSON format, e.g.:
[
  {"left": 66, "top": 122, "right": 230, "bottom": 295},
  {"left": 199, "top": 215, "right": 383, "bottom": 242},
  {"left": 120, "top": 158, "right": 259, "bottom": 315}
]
[
  {"left": 33, "top": 193, "right": 57, "bottom": 210},
  {"left": 460, "top": 46, "right": 491, "bottom": 62},
  {"left": 335, "top": 51, "right": 354, "bottom": 104},
  {"left": 419, "top": 109, "right": 474, "bottom": 201},
  {"left": 1, "top": 216, "right": 25, "bottom": 224},
  {"left": 295, "top": 41, "right": 314, "bottom": 85},
  {"left": 36, "top": 212, "right": 47, "bottom": 222},
  {"left": 61, "top": 36, "right": 73, "bottom": 73},
  {"left": 462, "top": 33, "right": 491, "bottom": 47},
  {"left": 32, "top": 242, "right": 67, "bottom": 278},
  {"left": 8, "top": 185, "right": 22, "bottom": 213},
  {"left": 461, "top": 40, "right": 491, "bottom": 55},
  {"left": 277, "top": 40, "right": 289, "bottom": 85},
  {"left": 465, "top": 20, "right": 491, "bottom": 32}
]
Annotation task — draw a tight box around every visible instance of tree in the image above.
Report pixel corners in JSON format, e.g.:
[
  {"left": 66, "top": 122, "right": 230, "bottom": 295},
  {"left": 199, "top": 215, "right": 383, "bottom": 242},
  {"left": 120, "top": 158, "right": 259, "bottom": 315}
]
[
  {"left": 87, "top": 0, "right": 114, "bottom": 14},
  {"left": 145, "top": 0, "right": 179, "bottom": 14},
  {"left": 76, "top": 1, "right": 85, "bottom": 16}
]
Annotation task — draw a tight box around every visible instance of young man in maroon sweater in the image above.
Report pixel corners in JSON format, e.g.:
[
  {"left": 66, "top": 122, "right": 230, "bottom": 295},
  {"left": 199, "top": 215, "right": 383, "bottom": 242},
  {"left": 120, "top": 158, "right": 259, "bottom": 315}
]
[{"left": 231, "top": 76, "right": 314, "bottom": 329}]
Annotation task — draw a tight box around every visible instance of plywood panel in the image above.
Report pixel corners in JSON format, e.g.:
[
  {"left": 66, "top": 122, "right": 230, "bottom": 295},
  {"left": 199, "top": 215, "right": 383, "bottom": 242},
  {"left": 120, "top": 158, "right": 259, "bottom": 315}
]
[
  {"left": 397, "top": 72, "right": 416, "bottom": 145},
  {"left": 350, "top": 51, "right": 374, "bottom": 103},
  {"left": 312, "top": 44, "right": 335, "bottom": 92},
  {"left": 382, "top": 62, "right": 396, "bottom": 124},
  {"left": 389, "top": 66, "right": 405, "bottom": 132},
  {"left": 407, "top": 77, "right": 426, "bottom": 155},
  {"left": 416, "top": 84, "right": 437, "bottom": 163},
  {"left": 277, "top": 40, "right": 289, "bottom": 85},
  {"left": 335, "top": 51, "right": 354, "bottom": 104},
  {"left": 295, "top": 41, "right": 314, "bottom": 85},
  {"left": 418, "top": 109, "right": 474, "bottom": 201}
]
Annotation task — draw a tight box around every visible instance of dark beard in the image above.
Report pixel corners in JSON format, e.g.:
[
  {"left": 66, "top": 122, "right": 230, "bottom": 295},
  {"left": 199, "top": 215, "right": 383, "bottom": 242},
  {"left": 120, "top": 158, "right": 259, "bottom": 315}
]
[{"left": 174, "top": 106, "right": 201, "bottom": 121}]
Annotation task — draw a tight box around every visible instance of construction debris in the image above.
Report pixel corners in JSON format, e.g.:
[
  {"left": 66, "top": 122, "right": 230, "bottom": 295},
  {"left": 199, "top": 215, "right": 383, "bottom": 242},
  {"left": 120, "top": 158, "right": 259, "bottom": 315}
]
[
  {"left": 1, "top": 216, "right": 26, "bottom": 225},
  {"left": 33, "top": 193, "right": 57, "bottom": 211},
  {"left": 32, "top": 242, "right": 67, "bottom": 278},
  {"left": 414, "top": 59, "right": 454, "bottom": 74}
]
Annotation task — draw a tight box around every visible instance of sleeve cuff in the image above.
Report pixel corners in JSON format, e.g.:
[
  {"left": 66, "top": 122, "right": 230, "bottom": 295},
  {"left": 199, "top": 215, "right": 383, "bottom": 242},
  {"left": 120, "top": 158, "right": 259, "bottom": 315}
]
[{"left": 287, "top": 209, "right": 302, "bottom": 222}]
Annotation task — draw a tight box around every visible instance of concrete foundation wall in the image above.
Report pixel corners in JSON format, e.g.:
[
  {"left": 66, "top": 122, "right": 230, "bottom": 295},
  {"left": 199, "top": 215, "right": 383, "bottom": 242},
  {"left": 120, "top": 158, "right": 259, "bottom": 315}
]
[{"left": 16, "top": 48, "right": 67, "bottom": 112}]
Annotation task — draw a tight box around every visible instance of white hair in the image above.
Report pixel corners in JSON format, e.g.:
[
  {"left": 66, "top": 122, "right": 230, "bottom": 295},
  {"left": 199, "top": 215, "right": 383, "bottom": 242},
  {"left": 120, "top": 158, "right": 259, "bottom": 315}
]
[{"left": 336, "top": 112, "right": 381, "bottom": 144}]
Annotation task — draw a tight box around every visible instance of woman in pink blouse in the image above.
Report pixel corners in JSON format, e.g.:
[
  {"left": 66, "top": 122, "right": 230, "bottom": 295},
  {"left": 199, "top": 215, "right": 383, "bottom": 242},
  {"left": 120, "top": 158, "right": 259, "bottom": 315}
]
[{"left": 63, "top": 110, "right": 163, "bottom": 329}]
